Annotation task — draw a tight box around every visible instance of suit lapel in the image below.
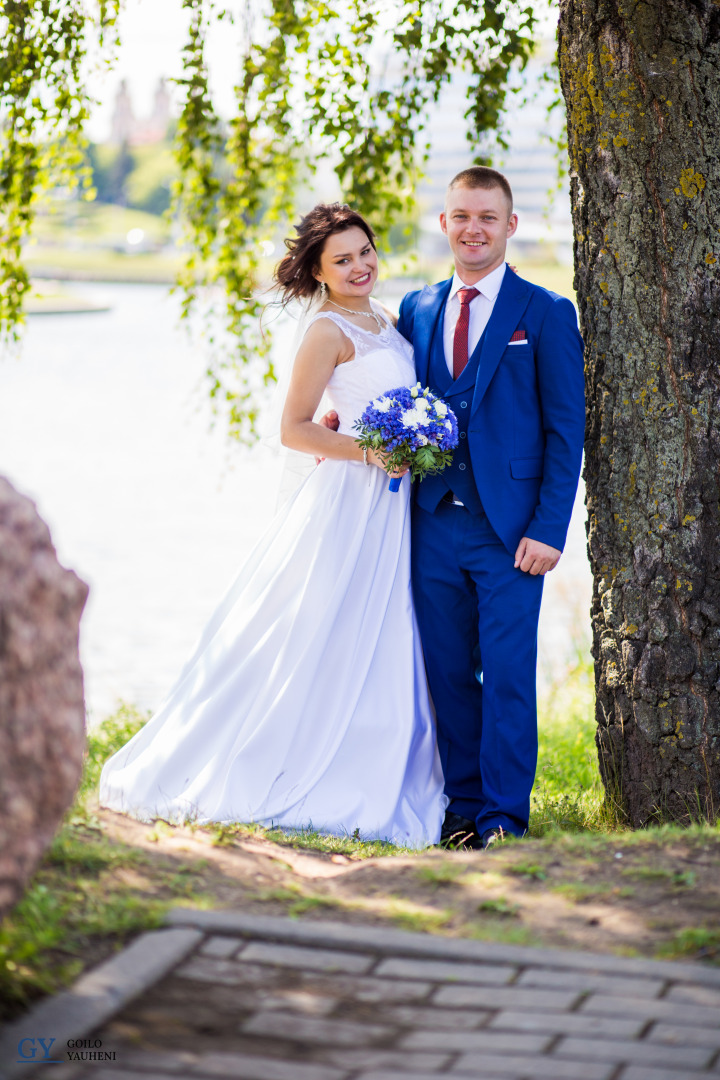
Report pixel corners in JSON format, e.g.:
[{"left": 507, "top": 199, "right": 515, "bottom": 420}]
[
  {"left": 412, "top": 279, "right": 452, "bottom": 388},
  {"left": 471, "top": 266, "right": 532, "bottom": 416},
  {"left": 429, "top": 311, "right": 453, "bottom": 395}
]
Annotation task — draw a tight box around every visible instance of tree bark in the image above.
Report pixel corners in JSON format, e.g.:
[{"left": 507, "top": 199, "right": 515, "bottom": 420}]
[{"left": 558, "top": 0, "right": 720, "bottom": 825}]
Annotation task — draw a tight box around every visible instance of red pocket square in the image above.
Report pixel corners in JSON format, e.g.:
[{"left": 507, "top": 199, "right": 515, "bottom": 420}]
[{"left": 509, "top": 329, "right": 527, "bottom": 343}]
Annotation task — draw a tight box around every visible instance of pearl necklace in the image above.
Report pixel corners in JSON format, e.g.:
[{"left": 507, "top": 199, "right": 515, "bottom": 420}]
[{"left": 328, "top": 299, "right": 383, "bottom": 330}]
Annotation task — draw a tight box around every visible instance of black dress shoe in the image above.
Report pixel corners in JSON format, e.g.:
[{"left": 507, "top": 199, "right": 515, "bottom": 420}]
[
  {"left": 480, "top": 827, "right": 507, "bottom": 851},
  {"left": 440, "top": 812, "right": 482, "bottom": 850}
]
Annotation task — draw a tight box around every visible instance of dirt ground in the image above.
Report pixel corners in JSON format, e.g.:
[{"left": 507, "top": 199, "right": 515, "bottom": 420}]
[{"left": 99, "top": 809, "right": 720, "bottom": 963}]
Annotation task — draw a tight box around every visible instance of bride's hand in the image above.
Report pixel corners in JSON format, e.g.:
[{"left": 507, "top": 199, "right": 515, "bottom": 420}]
[{"left": 367, "top": 448, "right": 410, "bottom": 477}]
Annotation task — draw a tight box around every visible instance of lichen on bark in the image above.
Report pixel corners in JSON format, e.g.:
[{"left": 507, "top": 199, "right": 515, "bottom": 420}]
[{"left": 558, "top": 0, "right": 720, "bottom": 825}]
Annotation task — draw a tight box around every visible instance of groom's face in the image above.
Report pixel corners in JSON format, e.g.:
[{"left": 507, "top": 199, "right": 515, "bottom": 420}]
[{"left": 440, "top": 184, "right": 518, "bottom": 283}]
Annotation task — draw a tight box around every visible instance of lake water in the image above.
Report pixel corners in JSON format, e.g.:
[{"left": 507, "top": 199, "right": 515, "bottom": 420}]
[{"left": 0, "top": 283, "right": 591, "bottom": 722}]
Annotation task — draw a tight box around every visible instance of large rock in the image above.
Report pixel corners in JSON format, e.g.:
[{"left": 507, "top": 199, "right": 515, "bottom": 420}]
[{"left": 0, "top": 477, "right": 88, "bottom": 921}]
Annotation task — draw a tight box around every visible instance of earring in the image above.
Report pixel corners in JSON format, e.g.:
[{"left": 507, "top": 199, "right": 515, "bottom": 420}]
[{"left": 319, "top": 281, "right": 327, "bottom": 300}]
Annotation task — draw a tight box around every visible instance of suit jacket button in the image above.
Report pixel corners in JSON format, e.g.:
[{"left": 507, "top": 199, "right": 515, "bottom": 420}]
[
  {"left": 460, "top": 401, "right": 468, "bottom": 408},
  {"left": 459, "top": 431, "right": 466, "bottom": 439},
  {"left": 458, "top": 463, "right": 466, "bottom": 471}
]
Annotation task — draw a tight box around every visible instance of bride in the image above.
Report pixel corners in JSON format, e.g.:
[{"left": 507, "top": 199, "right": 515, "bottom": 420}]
[{"left": 99, "top": 202, "right": 445, "bottom": 847}]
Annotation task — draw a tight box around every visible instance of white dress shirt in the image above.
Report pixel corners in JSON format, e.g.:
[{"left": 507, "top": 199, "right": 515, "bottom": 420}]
[{"left": 443, "top": 262, "right": 507, "bottom": 377}]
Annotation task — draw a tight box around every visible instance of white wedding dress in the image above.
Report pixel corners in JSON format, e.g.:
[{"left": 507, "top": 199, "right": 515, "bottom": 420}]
[{"left": 100, "top": 309, "right": 446, "bottom": 847}]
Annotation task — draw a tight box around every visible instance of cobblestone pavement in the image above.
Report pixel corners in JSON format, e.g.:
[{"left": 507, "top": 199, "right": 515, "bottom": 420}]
[{"left": 4, "top": 911, "right": 720, "bottom": 1080}]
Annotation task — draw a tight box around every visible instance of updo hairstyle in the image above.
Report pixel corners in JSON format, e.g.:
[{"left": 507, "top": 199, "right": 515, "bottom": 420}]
[{"left": 275, "top": 202, "right": 376, "bottom": 306}]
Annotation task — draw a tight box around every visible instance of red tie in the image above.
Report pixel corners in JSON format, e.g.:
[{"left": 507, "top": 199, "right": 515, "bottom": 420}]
[{"left": 453, "top": 287, "right": 480, "bottom": 380}]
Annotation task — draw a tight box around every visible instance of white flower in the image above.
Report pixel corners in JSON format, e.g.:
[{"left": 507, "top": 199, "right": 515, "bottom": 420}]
[
  {"left": 415, "top": 397, "right": 430, "bottom": 412},
  {"left": 402, "top": 407, "right": 430, "bottom": 428},
  {"left": 434, "top": 401, "right": 448, "bottom": 418},
  {"left": 410, "top": 384, "right": 419, "bottom": 399},
  {"left": 373, "top": 397, "right": 392, "bottom": 413},
  {"left": 445, "top": 420, "right": 453, "bottom": 432}
]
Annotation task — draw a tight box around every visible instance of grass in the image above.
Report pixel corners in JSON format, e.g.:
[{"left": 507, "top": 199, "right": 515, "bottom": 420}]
[
  {"left": 416, "top": 862, "right": 469, "bottom": 886},
  {"left": 3, "top": 681, "right": 719, "bottom": 1018},
  {"left": 0, "top": 673, "right": 616, "bottom": 1017},
  {"left": 0, "top": 704, "right": 192, "bottom": 1020},
  {"left": 208, "top": 820, "right": 411, "bottom": 860},
  {"left": 77, "top": 702, "right": 148, "bottom": 804},
  {"left": 531, "top": 658, "right": 613, "bottom": 837},
  {"left": 26, "top": 246, "right": 183, "bottom": 283},
  {"left": 0, "top": 829, "right": 167, "bottom": 1019},
  {"left": 512, "top": 258, "right": 575, "bottom": 298},
  {"left": 385, "top": 902, "right": 455, "bottom": 934},
  {"left": 0, "top": 699, "right": 417, "bottom": 1017},
  {"left": 477, "top": 897, "right": 520, "bottom": 918},
  {"left": 657, "top": 927, "right": 720, "bottom": 963},
  {"left": 620, "top": 865, "right": 698, "bottom": 888},
  {"left": 32, "top": 201, "right": 172, "bottom": 246},
  {"left": 255, "top": 884, "right": 345, "bottom": 918}
]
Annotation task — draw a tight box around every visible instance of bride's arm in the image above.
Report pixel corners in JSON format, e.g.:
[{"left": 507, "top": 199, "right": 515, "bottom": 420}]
[{"left": 280, "top": 320, "right": 392, "bottom": 470}]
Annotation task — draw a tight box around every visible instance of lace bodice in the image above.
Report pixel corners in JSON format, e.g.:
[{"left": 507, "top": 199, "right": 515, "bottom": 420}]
[
  {"left": 309, "top": 307, "right": 395, "bottom": 358},
  {"left": 307, "top": 307, "right": 416, "bottom": 436}
]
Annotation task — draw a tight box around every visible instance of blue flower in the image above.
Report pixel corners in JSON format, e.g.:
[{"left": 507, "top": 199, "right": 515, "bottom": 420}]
[{"left": 354, "top": 385, "right": 459, "bottom": 485}]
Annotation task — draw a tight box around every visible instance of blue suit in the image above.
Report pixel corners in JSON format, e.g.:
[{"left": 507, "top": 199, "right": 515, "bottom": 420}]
[{"left": 398, "top": 266, "right": 585, "bottom": 836}]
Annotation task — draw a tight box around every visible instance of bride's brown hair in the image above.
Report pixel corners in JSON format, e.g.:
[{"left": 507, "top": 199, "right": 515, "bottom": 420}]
[{"left": 275, "top": 202, "right": 376, "bottom": 306}]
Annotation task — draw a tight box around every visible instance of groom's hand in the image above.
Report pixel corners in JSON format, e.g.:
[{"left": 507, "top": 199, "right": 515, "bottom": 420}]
[
  {"left": 514, "top": 537, "right": 561, "bottom": 576},
  {"left": 319, "top": 410, "right": 339, "bottom": 432},
  {"left": 315, "top": 410, "right": 340, "bottom": 464}
]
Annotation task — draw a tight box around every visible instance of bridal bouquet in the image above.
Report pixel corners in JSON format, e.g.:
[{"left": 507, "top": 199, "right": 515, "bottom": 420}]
[{"left": 354, "top": 383, "right": 459, "bottom": 492}]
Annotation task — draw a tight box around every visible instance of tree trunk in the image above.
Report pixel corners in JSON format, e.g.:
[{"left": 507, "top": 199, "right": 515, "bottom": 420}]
[{"left": 558, "top": 0, "right": 720, "bottom": 825}]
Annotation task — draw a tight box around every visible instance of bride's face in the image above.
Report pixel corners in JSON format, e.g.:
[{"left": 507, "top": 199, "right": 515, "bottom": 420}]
[{"left": 316, "top": 226, "right": 378, "bottom": 302}]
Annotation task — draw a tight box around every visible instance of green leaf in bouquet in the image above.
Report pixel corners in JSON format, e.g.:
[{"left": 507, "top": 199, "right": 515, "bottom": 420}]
[{"left": 415, "top": 446, "right": 437, "bottom": 470}]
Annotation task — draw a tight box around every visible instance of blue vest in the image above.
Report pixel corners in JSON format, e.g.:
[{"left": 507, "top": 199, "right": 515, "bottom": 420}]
[{"left": 416, "top": 307, "right": 485, "bottom": 516}]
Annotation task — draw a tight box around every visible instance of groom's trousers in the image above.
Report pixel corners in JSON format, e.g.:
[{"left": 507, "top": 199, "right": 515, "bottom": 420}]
[{"left": 411, "top": 500, "right": 544, "bottom": 837}]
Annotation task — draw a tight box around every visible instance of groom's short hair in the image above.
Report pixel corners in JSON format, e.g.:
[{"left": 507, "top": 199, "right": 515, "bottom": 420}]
[{"left": 447, "top": 167, "right": 513, "bottom": 214}]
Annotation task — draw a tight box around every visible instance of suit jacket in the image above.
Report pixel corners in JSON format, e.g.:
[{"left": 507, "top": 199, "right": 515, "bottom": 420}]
[{"left": 397, "top": 265, "right": 585, "bottom": 555}]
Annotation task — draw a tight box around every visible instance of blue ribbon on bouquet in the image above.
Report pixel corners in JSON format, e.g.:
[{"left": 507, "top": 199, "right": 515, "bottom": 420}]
[{"left": 388, "top": 476, "right": 402, "bottom": 493}]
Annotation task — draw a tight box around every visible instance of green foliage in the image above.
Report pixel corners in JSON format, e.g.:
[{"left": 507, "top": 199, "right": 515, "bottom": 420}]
[
  {"left": 171, "top": 0, "right": 539, "bottom": 438},
  {"left": 85, "top": 142, "right": 177, "bottom": 215},
  {"left": 200, "top": 819, "right": 411, "bottom": 859},
  {"left": 353, "top": 384, "right": 457, "bottom": 482},
  {"left": 0, "top": 0, "right": 121, "bottom": 342},
  {"left": 416, "top": 862, "right": 469, "bottom": 885},
  {"left": 657, "top": 926, "right": 720, "bottom": 963},
  {"left": 0, "top": 705, "right": 201, "bottom": 1019},
  {"left": 3, "top": 1, "right": 538, "bottom": 437},
  {"left": 478, "top": 896, "right": 520, "bottom": 917},
  {"left": 75, "top": 702, "right": 149, "bottom": 810},
  {"left": 125, "top": 143, "right": 178, "bottom": 215},
  {"left": 530, "top": 658, "right": 615, "bottom": 835},
  {"left": 87, "top": 140, "right": 134, "bottom": 205},
  {"left": 507, "top": 861, "right": 548, "bottom": 880},
  {"left": 0, "top": 830, "right": 164, "bottom": 1020},
  {"left": 41, "top": 201, "right": 171, "bottom": 245}
]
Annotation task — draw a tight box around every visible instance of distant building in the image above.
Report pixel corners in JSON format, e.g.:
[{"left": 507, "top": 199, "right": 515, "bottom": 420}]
[{"left": 110, "top": 78, "right": 171, "bottom": 146}]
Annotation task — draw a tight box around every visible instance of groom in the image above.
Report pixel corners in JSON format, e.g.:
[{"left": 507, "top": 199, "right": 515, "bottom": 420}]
[{"left": 399, "top": 166, "right": 585, "bottom": 849}]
